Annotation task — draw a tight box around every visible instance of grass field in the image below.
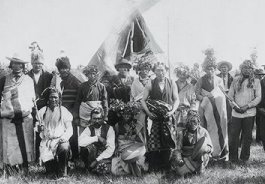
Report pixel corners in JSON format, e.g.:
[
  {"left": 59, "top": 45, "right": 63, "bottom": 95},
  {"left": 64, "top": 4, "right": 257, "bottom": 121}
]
[{"left": 1, "top": 141, "right": 265, "bottom": 184}]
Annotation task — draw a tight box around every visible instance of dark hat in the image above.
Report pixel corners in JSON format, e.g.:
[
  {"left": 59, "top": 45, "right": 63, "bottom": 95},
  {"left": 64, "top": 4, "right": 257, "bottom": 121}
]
[
  {"left": 55, "top": 56, "right": 71, "bottom": 70},
  {"left": 6, "top": 53, "right": 28, "bottom": 64},
  {"left": 217, "top": 61, "right": 232, "bottom": 71},
  {"left": 115, "top": 58, "right": 132, "bottom": 70}
]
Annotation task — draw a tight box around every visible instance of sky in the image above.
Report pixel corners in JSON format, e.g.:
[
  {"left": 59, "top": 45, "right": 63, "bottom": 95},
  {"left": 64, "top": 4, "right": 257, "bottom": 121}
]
[{"left": 0, "top": 0, "right": 265, "bottom": 71}]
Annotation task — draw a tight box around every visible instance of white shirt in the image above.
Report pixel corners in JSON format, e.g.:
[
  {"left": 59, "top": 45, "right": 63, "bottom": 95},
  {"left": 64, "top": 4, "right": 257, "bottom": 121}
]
[
  {"left": 78, "top": 125, "right": 115, "bottom": 161},
  {"left": 228, "top": 78, "right": 261, "bottom": 118},
  {"left": 34, "top": 72, "right": 41, "bottom": 84}
]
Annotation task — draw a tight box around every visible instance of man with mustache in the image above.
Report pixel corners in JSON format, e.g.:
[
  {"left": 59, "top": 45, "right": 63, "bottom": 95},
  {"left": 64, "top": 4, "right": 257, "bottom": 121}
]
[{"left": 79, "top": 107, "right": 115, "bottom": 174}]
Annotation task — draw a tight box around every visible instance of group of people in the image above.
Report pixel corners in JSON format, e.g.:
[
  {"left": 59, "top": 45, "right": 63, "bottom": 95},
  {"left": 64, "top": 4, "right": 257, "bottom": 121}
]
[{"left": 0, "top": 43, "right": 264, "bottom": 179}]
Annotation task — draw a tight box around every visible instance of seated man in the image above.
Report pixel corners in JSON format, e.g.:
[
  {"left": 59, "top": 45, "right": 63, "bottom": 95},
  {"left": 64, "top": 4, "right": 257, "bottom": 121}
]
[
  {"left": 170, "top": 110, "right": 213, "bottom": 176},
  {"left": 79, "top": 107, "right": 115, "bottom": 174},
  {"left": 111, "top": 100, "right": 147, "bottom": 177},
  {"left": 38, "top": 87, "right": 73, "bottom": 177}
]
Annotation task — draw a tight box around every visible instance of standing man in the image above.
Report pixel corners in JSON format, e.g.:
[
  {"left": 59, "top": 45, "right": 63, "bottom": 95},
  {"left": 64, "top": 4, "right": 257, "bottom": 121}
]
[
  {"left": 217, "top": 61, "right": 233, "bottom": 125},
  {"left": 108, "top": 58, "right": 134, "bottom": 103},
  {"left": 55, "top": 55, "right": 81, "bottom": 162},
  {"left": 141, "top": 62, "right": 179, "bottom": 171},
  {"left": 74, "top": 65, "right": 108, "bottom": 133},
  {"left": 0, "top": 54, "right": 36, "bottom": 176},
  {"left": 195, "top": 48, "right": 228, "bottom": 161},
  {"left": 107, "top": 58, "right": 134, "bottom": 126},
  {"left": 228, "top": 60, "right": 261, "bottom": 164},
  {"left": 28, "top": 42, "right": 53, "bottom": 161}
]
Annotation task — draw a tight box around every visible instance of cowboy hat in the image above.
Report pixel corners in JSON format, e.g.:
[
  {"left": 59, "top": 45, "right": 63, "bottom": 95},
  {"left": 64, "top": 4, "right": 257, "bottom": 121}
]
[
  {"left": 217, "top": 61, "right": 232, "bottom": 71},
  {"left": 6, "top": 53, "right": 28, "bottom": 64},
  {"left": 115, "top": 58, "right": 132, "bottom": 70},
  {"left": 121, "top": 143, "right": 146, "bottom": 163}
]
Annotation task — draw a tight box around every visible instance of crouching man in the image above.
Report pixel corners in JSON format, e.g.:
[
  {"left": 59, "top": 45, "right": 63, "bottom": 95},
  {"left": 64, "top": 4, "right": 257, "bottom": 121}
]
[
  {"left": 38, "top": 87, "right": 73, "bottom": 177},
  {"left": 170, "top": 110, "right": 213, "bottom": 176},
  {"left": 79, "top": 107, "right": 115, "bottom": 174},
  {"left": 111, "top": 100, "right": 147, "bottom": 177}
]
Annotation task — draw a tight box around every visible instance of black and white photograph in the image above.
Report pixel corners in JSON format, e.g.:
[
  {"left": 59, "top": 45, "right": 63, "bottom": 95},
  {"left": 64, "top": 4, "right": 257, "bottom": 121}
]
[{"left": 0, "top": 0, "right": 265, "bottom": 183}]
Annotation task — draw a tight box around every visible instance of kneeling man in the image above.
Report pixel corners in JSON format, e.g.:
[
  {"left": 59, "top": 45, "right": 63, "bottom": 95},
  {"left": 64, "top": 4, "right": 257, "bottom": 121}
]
[
  {"left": 79, "top": 107, "right": 115, "bottom": 174},
  {"left": 171, "top": 110, "right": 213, "bottom": 176},
  {"left": 38, "top": 87, "right": 73, "bottom": 177}
]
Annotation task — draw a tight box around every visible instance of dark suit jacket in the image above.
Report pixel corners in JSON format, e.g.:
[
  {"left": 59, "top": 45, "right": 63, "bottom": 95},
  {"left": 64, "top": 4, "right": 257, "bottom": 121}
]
[
  {"left": 28, "top": 69, "right": 53, "bottom": 109},
  {"left": 217, "top": 73, "right": 233, "bottom": 90}
]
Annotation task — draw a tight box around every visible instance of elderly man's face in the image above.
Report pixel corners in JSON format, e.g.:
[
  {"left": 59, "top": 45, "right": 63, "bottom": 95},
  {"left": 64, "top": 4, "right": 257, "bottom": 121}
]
[
  {"left": 11, "top": 62, "right": 24, "bottom": 74},
  {"left": 220, "top": 65, "right": 228, "bottom": 74},
  {"left": 32, "top": 62, "right": 43, "bottom": 73},
  {"left": 49, "top": 92, "right": 59, "bottom": 110},
  {"left": 59, "top": 68, "right": 70, "bottom": 80}
]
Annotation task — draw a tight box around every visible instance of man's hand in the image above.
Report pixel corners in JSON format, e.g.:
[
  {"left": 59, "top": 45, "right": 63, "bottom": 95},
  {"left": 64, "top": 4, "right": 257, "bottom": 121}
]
[
  {"left": 233, "top": 106, "right": 244, "bottom": 114},
  {"left": 240, "top": 105, "right": 249, "bottom": 113},
  {"left": 90, "top": 160, "right": 98, "bottom": 168},
  {"left": 98, "top": 136, "right": 106, "bottom": 145}
]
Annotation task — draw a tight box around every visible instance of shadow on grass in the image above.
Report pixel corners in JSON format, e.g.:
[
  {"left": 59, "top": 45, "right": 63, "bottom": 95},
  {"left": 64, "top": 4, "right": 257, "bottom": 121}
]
[{"left": 217, "top": 176, "right": 265, "bottom": 184}]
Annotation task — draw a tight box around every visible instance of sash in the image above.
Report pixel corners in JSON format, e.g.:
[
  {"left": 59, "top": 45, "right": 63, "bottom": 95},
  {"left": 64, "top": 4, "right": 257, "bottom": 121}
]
[{"left": 79, "top": 101, "right": 102, "bottom": 127}]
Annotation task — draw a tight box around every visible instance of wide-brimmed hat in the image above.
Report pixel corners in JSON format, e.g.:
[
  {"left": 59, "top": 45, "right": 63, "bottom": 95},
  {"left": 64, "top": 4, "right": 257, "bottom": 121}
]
[
  {"left": 217, "top": 61, "right": 232, "bottom": 71},
  {"left": 115, "top": 58, "right": 132, "bottom": 70},
  {"left": 121, "top": 143, "right": 146, "bottom": 163},
  {"left": 6, "top": 53, "right": 28, "bottom": 64}
]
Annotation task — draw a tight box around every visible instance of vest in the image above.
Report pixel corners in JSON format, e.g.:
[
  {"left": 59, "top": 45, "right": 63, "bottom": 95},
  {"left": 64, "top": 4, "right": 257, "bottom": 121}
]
[
  {"left": 149, "top": 77, "right": 174, "bottom": 105},
  {"left": 89, "top": 124, "right": 110, "bottom": 149},
  {"left": 201, "top": 75, "right": 214, "bottom": 92}
]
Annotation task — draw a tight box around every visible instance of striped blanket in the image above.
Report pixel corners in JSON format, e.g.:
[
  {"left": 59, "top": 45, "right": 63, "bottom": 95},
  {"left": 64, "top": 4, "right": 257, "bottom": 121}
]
[{"left": 199, "top": 88, "right": 228, "bottom": 160}]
